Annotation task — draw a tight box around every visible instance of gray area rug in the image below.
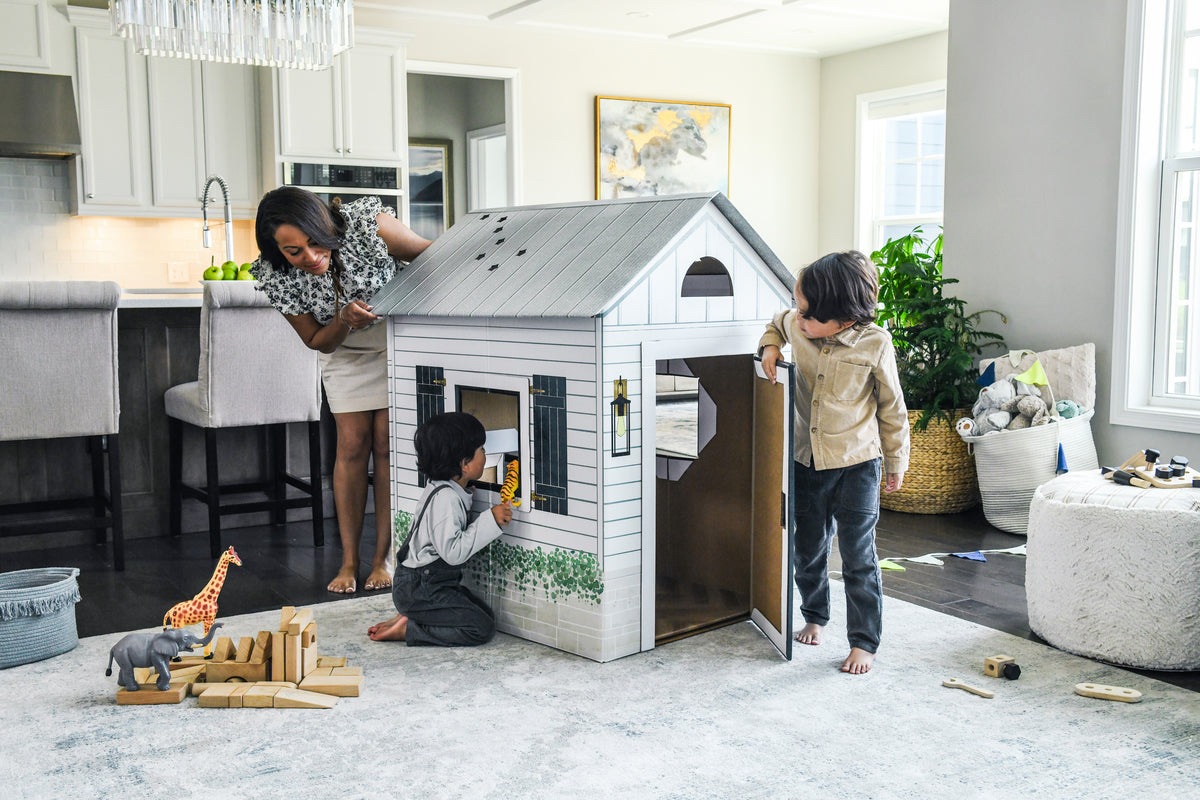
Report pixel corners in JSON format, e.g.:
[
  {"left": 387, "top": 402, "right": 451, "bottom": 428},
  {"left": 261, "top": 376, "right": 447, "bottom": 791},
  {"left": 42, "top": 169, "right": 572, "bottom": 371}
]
[{"left": 2, "top": 587, "right": 1197, "bottom": 799}]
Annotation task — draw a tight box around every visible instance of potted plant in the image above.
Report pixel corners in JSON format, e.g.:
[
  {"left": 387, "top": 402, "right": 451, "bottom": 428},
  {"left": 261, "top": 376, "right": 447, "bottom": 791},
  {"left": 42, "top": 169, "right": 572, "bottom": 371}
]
[{"left": 871, "top": 227, "right": 1007, "bottom": 513}]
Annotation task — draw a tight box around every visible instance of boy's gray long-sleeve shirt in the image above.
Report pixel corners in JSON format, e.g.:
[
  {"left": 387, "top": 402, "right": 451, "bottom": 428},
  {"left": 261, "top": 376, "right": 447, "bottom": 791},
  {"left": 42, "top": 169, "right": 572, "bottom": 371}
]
[{"left": 401, "top": 479, "right": 504, "bottom": 568}]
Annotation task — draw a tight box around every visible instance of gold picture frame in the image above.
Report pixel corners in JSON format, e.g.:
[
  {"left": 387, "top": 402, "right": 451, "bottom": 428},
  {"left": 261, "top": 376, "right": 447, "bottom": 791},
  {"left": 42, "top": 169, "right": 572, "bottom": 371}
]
[{"left": 595, "top": 95, "right": 731, "bottom": 200}]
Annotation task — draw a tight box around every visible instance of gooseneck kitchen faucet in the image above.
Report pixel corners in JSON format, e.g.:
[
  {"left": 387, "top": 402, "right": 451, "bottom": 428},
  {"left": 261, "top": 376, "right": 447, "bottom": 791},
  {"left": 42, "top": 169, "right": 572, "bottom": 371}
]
[{"left": 201, "top": 175, "right": 235, "bottom": 265}]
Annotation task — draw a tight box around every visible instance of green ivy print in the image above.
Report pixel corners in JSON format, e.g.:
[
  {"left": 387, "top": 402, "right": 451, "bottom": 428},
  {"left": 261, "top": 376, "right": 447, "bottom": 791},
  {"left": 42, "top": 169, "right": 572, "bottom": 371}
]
[
  {"left": 468, "top": 541, "right": 604, "bottom": 605},
  {"left": 395, "top": 508, "right": 603, "bottom": 605}
]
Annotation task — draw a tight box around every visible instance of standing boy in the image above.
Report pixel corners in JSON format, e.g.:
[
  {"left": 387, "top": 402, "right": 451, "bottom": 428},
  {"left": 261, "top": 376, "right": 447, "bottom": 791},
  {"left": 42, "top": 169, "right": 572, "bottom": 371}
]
[{"left": 759, "top": 251, "right": 909, "bottom": 674}]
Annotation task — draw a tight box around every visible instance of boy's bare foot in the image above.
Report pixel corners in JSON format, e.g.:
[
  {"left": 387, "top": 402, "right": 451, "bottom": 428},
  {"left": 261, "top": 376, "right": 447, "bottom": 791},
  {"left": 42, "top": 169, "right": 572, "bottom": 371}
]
[
  {"left": 841, "top": 647, "right": 875, "bottom": 674},
  {"left": 368, "top": 614, "right": 408, "bottom": 642},
  {"left": 364, "top": 564, "right": 392, "bottom": 591},
  {"left": 794, "top": 623, "right": 824, "bottom": 645},
  {"left": 327, "top": 566, "right": 357, "bottom": 594}
]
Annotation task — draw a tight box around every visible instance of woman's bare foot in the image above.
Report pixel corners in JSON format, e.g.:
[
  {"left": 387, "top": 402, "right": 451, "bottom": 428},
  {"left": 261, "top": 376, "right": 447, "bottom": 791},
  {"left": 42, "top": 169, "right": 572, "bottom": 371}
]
[
  {"left": 794, "top": 623, "right": 824, "bottom": 645},
  {"left": 841, "top": 647, "right": 875, "bottom": 674},
  {"left": 368, "top": 614, "right": 408, "bottom": 642},
  {"left": 364, "top": 564, "right": 392, "bottom": 591},
  {"left": 327, "top": 565, "right": 357, "bottom": 594}
]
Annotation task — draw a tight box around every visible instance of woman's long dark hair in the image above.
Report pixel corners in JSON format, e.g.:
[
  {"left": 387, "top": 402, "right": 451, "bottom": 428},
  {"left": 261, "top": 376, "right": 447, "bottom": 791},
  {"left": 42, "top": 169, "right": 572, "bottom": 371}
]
[{"left": 255, "top": 186, "right": 348, "bottom": 300}]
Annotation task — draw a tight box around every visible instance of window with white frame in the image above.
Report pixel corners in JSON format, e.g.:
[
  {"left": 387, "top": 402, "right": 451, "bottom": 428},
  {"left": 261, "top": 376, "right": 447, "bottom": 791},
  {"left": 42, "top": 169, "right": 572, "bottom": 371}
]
[
  {"left": 856, "top": 82, "right": 946, "bottom": 253},
  {"left": 1116, "top": 0, "right": 1200, "bottom": 432}
]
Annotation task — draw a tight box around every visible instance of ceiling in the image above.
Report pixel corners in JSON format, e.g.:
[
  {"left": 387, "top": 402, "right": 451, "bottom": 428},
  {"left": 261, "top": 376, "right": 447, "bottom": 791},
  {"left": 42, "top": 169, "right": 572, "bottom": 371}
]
[{"left": 363, "top": 0, "right": 949, "bottom": 57}]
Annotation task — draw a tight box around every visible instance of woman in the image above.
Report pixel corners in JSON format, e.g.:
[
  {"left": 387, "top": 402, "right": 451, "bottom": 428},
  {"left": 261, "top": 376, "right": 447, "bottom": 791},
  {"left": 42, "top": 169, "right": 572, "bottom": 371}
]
[{"left": 252, "top": 186, "right": 432, "bottom": 593}]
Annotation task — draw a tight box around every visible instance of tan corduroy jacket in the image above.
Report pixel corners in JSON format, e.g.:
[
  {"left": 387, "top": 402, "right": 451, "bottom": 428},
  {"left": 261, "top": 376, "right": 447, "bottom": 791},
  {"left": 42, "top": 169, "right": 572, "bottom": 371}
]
[{"left": 759, "top": 311, "right": 910, "bottom": 476}]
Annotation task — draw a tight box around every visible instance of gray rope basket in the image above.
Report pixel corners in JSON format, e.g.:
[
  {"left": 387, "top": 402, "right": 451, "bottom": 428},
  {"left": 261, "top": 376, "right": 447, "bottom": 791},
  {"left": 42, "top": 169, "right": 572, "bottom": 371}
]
[{"left": 0, "top": 567, "right": 81, "bottom": 669}]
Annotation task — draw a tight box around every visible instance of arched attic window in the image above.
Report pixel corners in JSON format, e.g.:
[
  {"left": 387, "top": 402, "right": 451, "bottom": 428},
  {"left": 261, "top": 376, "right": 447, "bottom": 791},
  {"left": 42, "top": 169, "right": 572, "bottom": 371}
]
[{"left": 680, "top": 257, "right": 733, "bottom": 297}]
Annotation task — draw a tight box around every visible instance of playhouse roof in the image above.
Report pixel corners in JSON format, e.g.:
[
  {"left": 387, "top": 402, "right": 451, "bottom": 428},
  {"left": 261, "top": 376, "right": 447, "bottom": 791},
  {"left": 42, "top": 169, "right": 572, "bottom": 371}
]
[{"left": 372, "top": 192, "right": 793, "bottom": 319}]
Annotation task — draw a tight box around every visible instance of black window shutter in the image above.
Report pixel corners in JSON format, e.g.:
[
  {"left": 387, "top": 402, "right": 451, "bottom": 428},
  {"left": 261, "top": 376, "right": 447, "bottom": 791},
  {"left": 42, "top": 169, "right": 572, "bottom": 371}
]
[
  {"left": 532, "top": 374, "right": 568, "bottom": 515},
  {"left": 415, "top": 366, "right": 445, "bottom": 487}
]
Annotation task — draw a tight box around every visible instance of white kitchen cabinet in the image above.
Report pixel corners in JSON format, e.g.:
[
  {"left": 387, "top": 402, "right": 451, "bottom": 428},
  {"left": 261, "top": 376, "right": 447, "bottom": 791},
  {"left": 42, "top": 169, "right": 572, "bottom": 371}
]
[
  {"left": 147, "top": 59, "right": 261, "bottom": 214},
  {"left": 275, "top": 30, "right": 408, "bottom": 162},
  {"left": 72, "top": 18, "right": 151, "bottom": 210},
  {"left": 0, "top": 0, "right": 50, "bottom": 70}
]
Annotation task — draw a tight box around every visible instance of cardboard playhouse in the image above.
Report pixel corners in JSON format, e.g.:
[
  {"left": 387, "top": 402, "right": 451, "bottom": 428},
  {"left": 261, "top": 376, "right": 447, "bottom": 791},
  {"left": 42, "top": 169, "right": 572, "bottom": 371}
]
[{"left": 373, "top": 192, "right": 798, "bottom": 662}]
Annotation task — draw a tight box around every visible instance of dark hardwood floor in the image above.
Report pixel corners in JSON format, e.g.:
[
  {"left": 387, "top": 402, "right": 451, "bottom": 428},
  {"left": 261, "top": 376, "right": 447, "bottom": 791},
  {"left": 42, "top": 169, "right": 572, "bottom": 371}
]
[{"left": 4, "top": 507, "right": 1197, "bottom": 692}]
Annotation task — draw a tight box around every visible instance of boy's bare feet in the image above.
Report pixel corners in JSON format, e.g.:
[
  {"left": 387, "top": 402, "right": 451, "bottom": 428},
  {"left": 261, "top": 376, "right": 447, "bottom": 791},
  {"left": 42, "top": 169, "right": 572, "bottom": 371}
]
[
  {"left": 368, "top": 614, "right": 408, "bottom": 642},
  {"left": 841, "top": 647, "right": 875, "bottom": 674},
  {"left": 794, "top": 623, "right": 824, "bottom": 645},
  {"left": 327, "top": 565, "right": 357, "bottom": 594},
  {"left": 364, "top": 563, "right": 392, "bottom": 591}
]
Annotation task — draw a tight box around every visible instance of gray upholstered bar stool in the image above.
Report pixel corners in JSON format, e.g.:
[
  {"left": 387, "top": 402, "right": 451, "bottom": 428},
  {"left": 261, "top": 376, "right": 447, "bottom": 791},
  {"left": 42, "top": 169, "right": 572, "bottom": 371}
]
[
  {"left": 0, "top": 280, "right": 125, "bottom": 570},
  {"left": 165, "top": 281, "right": 324, "bottom": 559}
]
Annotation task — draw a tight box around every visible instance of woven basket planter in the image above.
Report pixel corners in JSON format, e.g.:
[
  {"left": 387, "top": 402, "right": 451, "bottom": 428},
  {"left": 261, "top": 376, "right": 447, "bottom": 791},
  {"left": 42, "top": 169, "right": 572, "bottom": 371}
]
[
  {"left": 880, "top": 409, "right": 979, "bottom": 514},
  {"left": 0, "top": 567, "right": 81, "bottom": 669}
]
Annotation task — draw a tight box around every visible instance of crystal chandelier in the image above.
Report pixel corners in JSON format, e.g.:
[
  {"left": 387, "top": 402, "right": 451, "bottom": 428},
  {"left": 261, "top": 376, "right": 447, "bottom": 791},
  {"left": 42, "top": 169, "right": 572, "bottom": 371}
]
[{"left": 109, "top": 0, "right": 354, "bottom": 70}]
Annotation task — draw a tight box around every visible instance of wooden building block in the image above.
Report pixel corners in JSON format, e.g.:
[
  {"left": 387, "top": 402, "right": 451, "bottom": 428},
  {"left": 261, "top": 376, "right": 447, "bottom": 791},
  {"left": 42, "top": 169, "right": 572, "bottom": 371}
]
[
  {"left": 168, "top": 664, "right": 206, "bottom": 681},
  {"left": 205, "top": 661, "right": 268, "bottom": 683},
  {"left": 298, "top": 674, "right": 362, "bottom": 697},
  {"left": 279, "top": 606, "right": 296, "bottom": 632},
  {"left": 117, "top": 684, "right": 189, "bottom": 705},
  {"left": 331, "top": 666, "right": 363, "bottom": 676},
  {"left": 133, "top": 667, "right": 153, "bottom": 684},
  {"left": 301, "top": 622, "right": 317, "bottom": 648},
  {"left": 286, "top": 608, "right": 313, "bottom": 636},
  {"left": 235, "top": 636, "right": 254, "bottom": 663},
  {"left": 170, "top": 655, "right": 208, "bottom": 670},
  {"left": 984, "top": 655, "right": 1015, "bottom": 678},
  {"left": 211, "top": 636, "right": 235, "bottom": 662},
  {"left": 271, "top": 633, "right": 286, "bottom": 681},
  {"left": 316, "top": 656, "right": 346, "bottom": 668},
  {"left": 227, "top": 683, "right": 253, "bottom": 708},
  {"left": 272, "top": 687, "right": 337, "bottom": 709},
  {"left": 250, "top": 631, "right": 272, "bottom": 664},
  {"left": 197, "top": 684, "right": 240, "bottom": 708},
  {"left": 284, "top": 633, "right": 302, "bottom": 684},
  {"left": 242, "top": 685, "right": 282, "bottom": 708},
  {"left": 301, "top": 625, "right": 318, "bottom": 677}
]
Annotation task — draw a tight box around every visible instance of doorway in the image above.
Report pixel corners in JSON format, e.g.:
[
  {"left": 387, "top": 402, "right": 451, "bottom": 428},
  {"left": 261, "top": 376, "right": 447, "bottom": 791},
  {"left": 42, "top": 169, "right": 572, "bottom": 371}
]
[
  {"left": 406, "top": 61, "right": 520, "bottom": 226},
  {"left": 645, "top": 351, "right": 794, "bottom": 658}
]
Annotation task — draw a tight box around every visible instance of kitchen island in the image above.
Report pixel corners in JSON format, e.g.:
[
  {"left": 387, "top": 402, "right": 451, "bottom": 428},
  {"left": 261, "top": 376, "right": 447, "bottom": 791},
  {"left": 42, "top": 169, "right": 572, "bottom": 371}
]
[{"left": 0, "top": 292, "right": 334, "bottom": 554}]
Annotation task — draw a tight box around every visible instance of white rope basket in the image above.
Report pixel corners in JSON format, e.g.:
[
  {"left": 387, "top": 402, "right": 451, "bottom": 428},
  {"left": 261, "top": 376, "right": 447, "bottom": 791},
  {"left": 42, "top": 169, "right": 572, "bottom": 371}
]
[
  {"left": 960, "top": 409, "right": 1099, "bottom": 534},
  {"left": 0, "top": 567, "right": 81, "bottom": 669}
]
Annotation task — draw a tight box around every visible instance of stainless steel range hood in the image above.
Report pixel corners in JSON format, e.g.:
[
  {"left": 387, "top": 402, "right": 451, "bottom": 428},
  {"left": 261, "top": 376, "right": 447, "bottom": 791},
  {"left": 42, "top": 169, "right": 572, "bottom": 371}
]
[{"left": 0, "top": 71, "right": 82, "bottom": 159}]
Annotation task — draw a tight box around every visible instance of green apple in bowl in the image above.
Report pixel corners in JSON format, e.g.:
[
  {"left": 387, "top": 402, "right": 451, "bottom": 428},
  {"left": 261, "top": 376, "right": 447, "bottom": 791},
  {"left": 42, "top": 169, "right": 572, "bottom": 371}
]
[
  {"left": 202, "top": 264, "right": 223, "bottom": 281},
  {"left": 221, "top": 260, "right": 238, "bottom": 280},
  {"left": 236, "top": 263, "right": 255, "bottom": 280}
]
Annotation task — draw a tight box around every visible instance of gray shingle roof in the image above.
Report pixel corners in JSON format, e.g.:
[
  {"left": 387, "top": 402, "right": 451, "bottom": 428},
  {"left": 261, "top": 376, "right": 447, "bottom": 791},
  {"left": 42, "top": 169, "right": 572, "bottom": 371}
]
[{"left": 372, "top": 192, "right": 793, "bottom": 318}]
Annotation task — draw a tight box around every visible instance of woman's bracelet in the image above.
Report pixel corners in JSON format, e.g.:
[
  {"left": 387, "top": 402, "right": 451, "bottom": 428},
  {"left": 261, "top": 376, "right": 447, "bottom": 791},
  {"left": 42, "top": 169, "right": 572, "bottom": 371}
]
[{"left": 337, "top": 305, "right": 353, "bottom": 331}]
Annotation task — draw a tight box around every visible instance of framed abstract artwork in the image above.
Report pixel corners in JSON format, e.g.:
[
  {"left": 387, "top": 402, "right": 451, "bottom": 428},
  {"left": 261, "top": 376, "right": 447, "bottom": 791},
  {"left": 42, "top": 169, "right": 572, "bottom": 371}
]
[
  {"left": 595, "top": 96, "right": 731, "bottom": 200},
  {"left": 408, "top": 139, "right": 453, "bottom": 239}
]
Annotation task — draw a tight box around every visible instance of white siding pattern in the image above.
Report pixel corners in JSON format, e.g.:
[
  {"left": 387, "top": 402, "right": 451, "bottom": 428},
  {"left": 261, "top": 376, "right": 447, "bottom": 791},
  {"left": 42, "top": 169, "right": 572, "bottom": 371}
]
[{"left": 389, "top": 316, "right": 601, "bottom": 554}]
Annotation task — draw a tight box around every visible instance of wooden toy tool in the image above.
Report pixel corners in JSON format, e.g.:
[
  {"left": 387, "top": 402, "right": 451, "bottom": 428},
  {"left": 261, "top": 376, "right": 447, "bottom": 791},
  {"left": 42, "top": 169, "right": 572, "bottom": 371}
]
[
  {"left": 942, "top": 677, "right": 994, "bottom": 698},
  {"left": 1074, "top": 683, "right": 1142, "bottom": 703}
]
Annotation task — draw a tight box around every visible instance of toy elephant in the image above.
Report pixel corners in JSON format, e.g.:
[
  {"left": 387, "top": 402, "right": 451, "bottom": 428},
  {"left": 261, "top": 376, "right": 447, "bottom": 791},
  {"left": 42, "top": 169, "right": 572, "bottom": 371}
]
[{"left": 105, "top": 623, "right": 222, "bottom": 691}]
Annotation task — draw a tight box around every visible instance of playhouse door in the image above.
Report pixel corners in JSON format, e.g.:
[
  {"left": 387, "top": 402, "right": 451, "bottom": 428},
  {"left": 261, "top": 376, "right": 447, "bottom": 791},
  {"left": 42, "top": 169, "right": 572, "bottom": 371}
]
[{"left": 749, "top": 358, "right": 794, "bottom": 660}]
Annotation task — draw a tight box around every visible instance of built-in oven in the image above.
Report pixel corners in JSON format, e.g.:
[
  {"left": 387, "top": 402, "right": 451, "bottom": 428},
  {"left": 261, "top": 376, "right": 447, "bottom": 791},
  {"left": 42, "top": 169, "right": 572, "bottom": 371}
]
[{"left": 281, "top": 162, "right": 403, "bottom": 216}]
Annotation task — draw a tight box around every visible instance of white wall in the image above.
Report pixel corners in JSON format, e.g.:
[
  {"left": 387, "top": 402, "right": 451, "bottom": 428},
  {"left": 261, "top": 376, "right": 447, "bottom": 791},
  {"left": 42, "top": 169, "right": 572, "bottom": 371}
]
[
  {"left": 357, "top": 8, "right": 820, "bottom": 273},
  {"left": 944, "top": 0, "right": 1199, "bottom": 462},
  {"left": 818, "top": 31, "right": 948, "bottom": 255}
]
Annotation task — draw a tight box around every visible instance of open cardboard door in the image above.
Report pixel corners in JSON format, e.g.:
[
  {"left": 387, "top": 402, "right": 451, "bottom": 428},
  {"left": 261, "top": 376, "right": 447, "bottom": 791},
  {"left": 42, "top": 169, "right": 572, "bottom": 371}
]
[{"left": 749, "top": 357, "right": 794, "bottom": 660}]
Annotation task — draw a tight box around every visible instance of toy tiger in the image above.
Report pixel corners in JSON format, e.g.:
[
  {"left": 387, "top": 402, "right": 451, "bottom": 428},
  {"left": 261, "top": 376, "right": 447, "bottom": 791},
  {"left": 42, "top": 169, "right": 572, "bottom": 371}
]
[{"left": 501, "top": 459, "right": 521, "bottom": 506}]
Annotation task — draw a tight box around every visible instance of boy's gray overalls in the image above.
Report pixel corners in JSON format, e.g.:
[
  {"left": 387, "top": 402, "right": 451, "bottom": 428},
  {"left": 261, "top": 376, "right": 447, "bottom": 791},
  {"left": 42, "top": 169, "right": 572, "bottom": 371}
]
[{"left": 391, "top": 484, "right": 497, "bottom": 646}]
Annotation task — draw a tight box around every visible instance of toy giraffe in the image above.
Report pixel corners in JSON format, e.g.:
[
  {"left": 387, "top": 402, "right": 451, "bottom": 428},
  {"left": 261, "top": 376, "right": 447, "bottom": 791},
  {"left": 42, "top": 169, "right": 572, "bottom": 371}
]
[{"left": 163, "top": 546, "right": 242, "bottom": 656}]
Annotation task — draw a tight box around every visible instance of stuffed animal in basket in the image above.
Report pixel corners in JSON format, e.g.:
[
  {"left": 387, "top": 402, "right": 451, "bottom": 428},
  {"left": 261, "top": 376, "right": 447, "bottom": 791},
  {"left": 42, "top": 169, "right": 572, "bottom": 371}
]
[
  {"left": 1001, "top": 393, "right": 1052, "bottom": 429},
  {"left": 970, "top": 378, "right": 1016, "bottom": 434}
]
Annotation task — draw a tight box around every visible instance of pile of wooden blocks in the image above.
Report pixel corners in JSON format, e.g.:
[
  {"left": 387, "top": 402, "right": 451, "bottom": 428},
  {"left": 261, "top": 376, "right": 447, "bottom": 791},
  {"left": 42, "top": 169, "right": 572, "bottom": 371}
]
[{"left": 115, "top": 606, "right": 364, "bottom": 709}]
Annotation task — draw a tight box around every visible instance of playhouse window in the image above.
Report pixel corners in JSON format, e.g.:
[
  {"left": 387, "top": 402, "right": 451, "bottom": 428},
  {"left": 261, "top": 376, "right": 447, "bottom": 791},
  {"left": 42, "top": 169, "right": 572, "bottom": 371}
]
[
  {"left": 656, "top": 373, "right": 700, "bottom": 460},
  {"left": 681, "top": 257, "right": 733, "bottom": 297},
  {"left": 456, "top": 385, "right": 521, "bottom": 498}
]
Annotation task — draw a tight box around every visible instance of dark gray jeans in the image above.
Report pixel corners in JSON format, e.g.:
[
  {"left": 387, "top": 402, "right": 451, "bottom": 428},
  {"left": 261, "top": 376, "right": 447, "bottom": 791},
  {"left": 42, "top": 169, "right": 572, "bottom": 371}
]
[
  {"left": 392, "top": 560, "right": 496, "bottom": 647},
  {"left": 792, "top": 457, "right": 883, "bottom": 653}
]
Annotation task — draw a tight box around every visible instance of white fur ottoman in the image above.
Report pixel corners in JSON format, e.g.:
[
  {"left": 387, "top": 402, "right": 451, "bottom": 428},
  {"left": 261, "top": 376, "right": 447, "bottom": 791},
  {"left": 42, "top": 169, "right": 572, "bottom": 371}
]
[{"left": 1026, "top": 470, "right": 1200, "bottom": 670}]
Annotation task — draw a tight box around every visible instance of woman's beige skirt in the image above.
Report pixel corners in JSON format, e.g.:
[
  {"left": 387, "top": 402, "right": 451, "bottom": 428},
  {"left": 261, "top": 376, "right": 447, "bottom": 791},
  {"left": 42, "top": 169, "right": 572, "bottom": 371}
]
[{"left": 318, "top": 321, "right": 388, "bottom": 414}]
